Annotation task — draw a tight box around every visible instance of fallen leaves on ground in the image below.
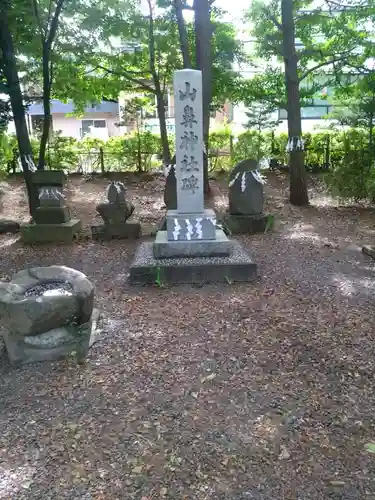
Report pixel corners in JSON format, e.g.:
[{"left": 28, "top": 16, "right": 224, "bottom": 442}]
[{"left": 0, "top": 173, "right": 375, "bottom": 499}]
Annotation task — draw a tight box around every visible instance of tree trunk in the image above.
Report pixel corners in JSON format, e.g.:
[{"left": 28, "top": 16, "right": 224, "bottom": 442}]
[
  {"left": 173, "top": 0, "right": 191, "bottom": 68},
  {"left": 0, "top": 5, "right": 38, "bottom": 218},
  {"left": 281, "top": 0, "right": 309, "bottom": 206},
  {"left": 155, "top": 85, "right": 171, "bottom": 164},
  {"left": 194, "top": 0, "right": 212, "bottom": 194},
  {"left": 146, "top": 0, "right": 171, "bottom": 164},
  {"left": 38, "top": 43, "right": 51, "bottom": 170}
]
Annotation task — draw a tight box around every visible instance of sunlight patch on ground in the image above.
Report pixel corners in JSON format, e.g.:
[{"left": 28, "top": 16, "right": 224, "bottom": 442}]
[
  {"left": 0, "top": 465, "right": 36, "bottom": 498},
  {"left": 331, "top": 275, "right": 375, "bottom": 297},
  {"left": 214, "top": 194, "right": 228, "bottom": 211},
  {"left": 311, "top": 194, "right": 340, "bottom": 207},
  {"left": 285, "top": 223, "right": 323, "bottom": 243},
  {"left": 0, "top": 236, "right": 19, "bottom": 248}
]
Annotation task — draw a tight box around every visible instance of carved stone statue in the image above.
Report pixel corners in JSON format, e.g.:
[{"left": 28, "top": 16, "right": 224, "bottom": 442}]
[
  {"left": 96, "top": 182, "right": 134, "bottom": 223},
  {"left": 92, "top": 181, "right": 140, "bottom": 239}
]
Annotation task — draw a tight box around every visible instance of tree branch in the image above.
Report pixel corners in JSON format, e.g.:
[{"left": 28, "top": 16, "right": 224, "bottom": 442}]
[
  {"left": 96, "top": 65, "right": 155, "bottom": 92},
  {"left": 173, "top": 0, "right": 192, "bottom": 67},
  {"left": 31, "top": 0, "right": 47, "bottom": 41},
  {"left": 262, "top": 7, "right": 282, "bottom": 31},
  {"left": 299, "top": 55, "right": 351, "bottom": 81},
  {"left": 46, "top": 0, "right": 65, "bottom": 50}
]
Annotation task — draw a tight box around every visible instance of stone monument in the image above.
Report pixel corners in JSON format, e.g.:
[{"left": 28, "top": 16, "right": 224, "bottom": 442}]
[
  {"left": 129, "top": 69, "right": 257, "bottom": 285},
  {"left": 21, "top": 170, "right": 81, "bottom": 243},
  {"left": 0, "top": 266, "right": 101, "bottom": 365},
  {"left": 223, "top": 159, "right": 269, "bottom": 234},
  {"left": 91, "top": 181, "right": 141, "bottom": 239}
]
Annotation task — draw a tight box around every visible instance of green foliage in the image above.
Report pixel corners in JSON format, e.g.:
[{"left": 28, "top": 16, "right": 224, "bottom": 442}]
[
  {"left": 105, "top": 132, "right": 161, "bottom": 171},
  {"left": 323, "top": 127, "right": 375, "bottom": 200}
]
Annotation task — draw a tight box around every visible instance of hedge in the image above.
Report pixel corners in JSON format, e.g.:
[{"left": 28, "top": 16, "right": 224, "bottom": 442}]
[{"left": 1, "top": 127, "right": 374, "bottom": 200}]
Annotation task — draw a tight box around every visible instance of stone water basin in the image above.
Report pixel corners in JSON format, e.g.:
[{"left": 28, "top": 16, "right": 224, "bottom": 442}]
[{"left": 0, "top": 266, "right": 100, "bottom": 365}]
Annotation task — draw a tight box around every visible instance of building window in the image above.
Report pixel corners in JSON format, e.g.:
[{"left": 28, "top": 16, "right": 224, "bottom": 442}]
[
  {"left": 154, "top": 91, "right": 173, "bottom": 118},
  {"left": 81, "top": 119, "right": 106, "bottom": 137},
  {"left": 31, "top": 114, "right": 45, "bottom": 134},
  {"left": 278, "top": 106, "right": 331, "bottom": 120}
]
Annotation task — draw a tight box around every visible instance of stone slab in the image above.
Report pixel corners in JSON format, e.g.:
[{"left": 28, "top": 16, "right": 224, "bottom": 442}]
[
  {"left": 34, "top": 206, "right": 70, "bottom": 224},
  {"left": 91, "top": 220, "right": 141, "bottom": 240},
  {"left": 223, "top": 213, "right": 269, "bottom": 235},
  {"left": 166, "top": 208, "right": 216, "bottom": 241},
  {"left": 153, "top": 229, "right": 231, "bottom": 258},
  {"left": 2, "top": 308, "right": 102, "bottom": 366},
  {"left": 32, "top": 170, "right": 67, "bottom": 186},
  {"left": 362, "top": 245, "right": 375, "bottom": 259},
  {"left": 21, "top": 219, "right": 81, "bottom": 243},
  {"left": 129, "top": 240, "right": 258, "bottom": 285}
]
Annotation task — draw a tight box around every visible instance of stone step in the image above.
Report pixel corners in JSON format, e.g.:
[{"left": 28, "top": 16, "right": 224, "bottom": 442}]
[{"left": 153, "top": 229, "right": 231, "bottom": 258}]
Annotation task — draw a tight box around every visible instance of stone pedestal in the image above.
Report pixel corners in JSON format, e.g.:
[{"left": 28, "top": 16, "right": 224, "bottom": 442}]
[
  {"left": 130, "top": 240, "right": 257, "bottom": 285},
  {"left": 153, "top": 229, "right": 231, "bottom": 258},
  {"left": 21, "top": 170, "right": 81, "bottom": 244},
  {"left": 223, "top": 213, "right": 269, "bottom": 235},
  {"left": 92, "top": 220, "right": 141, "bottom": 240},
  {"left": 129, "top": 69, "right": 257, "bottom": 285},
  {"left": 21, "top": 219, "right": 81, "bottom": 243}
]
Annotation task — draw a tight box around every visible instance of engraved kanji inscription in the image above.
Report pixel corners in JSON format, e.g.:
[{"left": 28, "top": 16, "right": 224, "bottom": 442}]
[
  {"left": 180, "top": 131, "right": 198, "bottom": 150},
  {"left": 179, "top": 81, "right": 197, "bottom": 102},
  {"left": 181, "top": 155, "right": 198, "bottom": 172},
  {"left": 181, "top": 175, "right": 199, "bottom": 194},
  {"left": 181, "top": 105, "right": 197, "bottom": 129}
]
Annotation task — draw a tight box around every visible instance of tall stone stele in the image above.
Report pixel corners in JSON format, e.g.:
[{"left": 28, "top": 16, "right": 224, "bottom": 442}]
[
  {"left": 153, "top": 69, "right": 230, "bottom": 258},
  {"left": 130, "top": 69, "right": 257, "bottom": 284},
  {"left": 21, "top": 170, "right": 81, "bottom": 243}
]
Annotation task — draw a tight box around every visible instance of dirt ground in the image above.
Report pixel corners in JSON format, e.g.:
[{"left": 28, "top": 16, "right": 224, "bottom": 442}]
[{"left": 0, "top": 172, "right": 375, "bottom": 500}]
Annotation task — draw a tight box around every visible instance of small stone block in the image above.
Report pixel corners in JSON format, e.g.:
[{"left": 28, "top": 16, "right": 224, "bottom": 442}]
[
  {"left": 362, "top": 245, "right": 375, "bottom": 259},
  {"left": 224, "top": 213, "right": 269, "bottom": 234},
  {"left": 166, "top": 208, "right": 217, "bottom": 241},
  {"left": 21, "top": 219, "right": 81, "bottom": 243},
  {"left": 153, "top": 229, "right": 231, "bottom": 258},
  {"left": 129, "top": 240, "right": 258, "bottom": 285},
  {"left": 0, "top": 219, "right": 20, "bottom": 234},
  {"left": 34, "top": 206, "right": 70, "bottom": 224},
  {"left": 91, "top": 221, "right": 141, "bottom": 240}
]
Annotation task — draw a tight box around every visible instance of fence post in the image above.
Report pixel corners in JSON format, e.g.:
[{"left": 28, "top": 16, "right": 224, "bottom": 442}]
[
  {"left": 324, "top": 135, "right": 330, "bottom": 170},
  {"left": 99, "top": 147, "right": 105, "bottom": 174}
]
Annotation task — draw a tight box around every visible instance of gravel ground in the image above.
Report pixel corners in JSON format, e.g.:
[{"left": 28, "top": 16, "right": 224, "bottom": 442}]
[{"left": 0, "top": 173, "right": 375, "bottom": 499}]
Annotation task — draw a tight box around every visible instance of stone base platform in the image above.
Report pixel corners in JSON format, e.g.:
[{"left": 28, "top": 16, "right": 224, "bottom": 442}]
[
  {"left": 129, "top": 240, "right": 257, "bottom": 285},
  {"left": 2, "top": 308, "right": 102, "bottom": 365},
  {"left": 91, "top": 220, "right": 141, "bottom": 240},
  {"left": 223, "top": 213, "right": 269, "bottom": 235},
  {"left": 153, "top": 229, "right": 231, "bottom": 258},
  {"left": 21, "top": 219, "right": 81, "bottom": 243}
]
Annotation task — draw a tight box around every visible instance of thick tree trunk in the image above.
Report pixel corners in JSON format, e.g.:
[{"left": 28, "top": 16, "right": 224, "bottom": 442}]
[
  {"left": 173, "top": 0, "right": 191, "bottom": 68},
  {"left": 0, "top": 6, "right": 38, "bottom": 218},
  {"left": 281, "top": 0, "right": 309, "bottom": 206},
  {"left": 38, "top": 44, "right": 51, "bottom": 170},
  {"left": 194, "top": 0, "right": 212, "bottom": 194},
  {"left": 146, "top": 0, "right": 171, "bottom": 164},
  {"left": 155, "top": 85, "right": 171, "bottom": 164}
]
